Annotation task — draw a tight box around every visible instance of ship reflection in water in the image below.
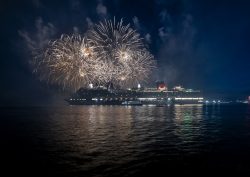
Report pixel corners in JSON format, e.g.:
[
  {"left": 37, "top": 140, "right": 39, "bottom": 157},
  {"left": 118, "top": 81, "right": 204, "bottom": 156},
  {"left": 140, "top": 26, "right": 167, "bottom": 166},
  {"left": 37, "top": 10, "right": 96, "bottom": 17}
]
[{"left": 2, "top": 104, "right": 250, "bottom": 176}]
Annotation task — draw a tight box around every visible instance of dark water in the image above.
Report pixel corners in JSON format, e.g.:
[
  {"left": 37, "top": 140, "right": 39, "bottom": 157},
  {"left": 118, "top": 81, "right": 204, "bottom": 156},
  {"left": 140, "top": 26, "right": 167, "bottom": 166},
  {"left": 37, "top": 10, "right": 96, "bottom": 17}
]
[{"left": 1, "top": 104, "right": 250, "bottom": 176}]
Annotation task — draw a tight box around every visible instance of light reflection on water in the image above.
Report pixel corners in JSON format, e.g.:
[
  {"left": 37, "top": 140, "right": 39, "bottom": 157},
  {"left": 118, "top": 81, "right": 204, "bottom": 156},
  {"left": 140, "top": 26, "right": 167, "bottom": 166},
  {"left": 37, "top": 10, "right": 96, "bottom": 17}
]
[
  {"left": 2, "top": 104, "right": 250, "bottom": 176},
  {"left": 38, "top": 105, "right": 240, "bottom": 174}
]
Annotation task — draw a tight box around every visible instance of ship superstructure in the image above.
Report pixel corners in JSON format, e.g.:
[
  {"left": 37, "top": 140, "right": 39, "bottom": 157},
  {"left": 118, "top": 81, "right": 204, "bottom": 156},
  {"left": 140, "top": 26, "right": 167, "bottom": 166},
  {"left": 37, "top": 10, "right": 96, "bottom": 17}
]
[{"left": 66, "top": 82, "right": 203, "bottom": 105}]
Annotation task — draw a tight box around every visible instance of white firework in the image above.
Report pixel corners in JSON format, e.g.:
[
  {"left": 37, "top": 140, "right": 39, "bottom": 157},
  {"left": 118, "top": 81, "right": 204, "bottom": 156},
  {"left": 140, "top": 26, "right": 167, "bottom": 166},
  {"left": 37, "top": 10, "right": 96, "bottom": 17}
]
[
  {"left": 34, "top": 34, "right": 99, "bottom": 90},
  {"left": 32, "top": 18, "right": 156, "bottom": 90},
  {"left": 86, "top": 18, "right": 156, "bottom": 88}
]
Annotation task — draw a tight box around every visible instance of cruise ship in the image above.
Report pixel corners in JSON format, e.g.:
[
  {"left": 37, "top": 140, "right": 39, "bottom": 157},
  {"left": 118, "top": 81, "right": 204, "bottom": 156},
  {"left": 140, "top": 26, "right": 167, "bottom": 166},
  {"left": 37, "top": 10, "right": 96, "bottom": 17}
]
[{"left": 66, "top": 82, "right": 204, "bottom": 105}]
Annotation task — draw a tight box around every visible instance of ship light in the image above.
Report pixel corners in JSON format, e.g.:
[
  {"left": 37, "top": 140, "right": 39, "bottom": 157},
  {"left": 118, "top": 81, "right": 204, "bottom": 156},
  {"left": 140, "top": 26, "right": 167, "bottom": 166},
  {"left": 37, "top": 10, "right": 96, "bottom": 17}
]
[
  {"left": 175, "top": 97, "right": 204, "bottom": 100},
  {"left": 138, "top": 98, "right": 157, "bottom": 101}
]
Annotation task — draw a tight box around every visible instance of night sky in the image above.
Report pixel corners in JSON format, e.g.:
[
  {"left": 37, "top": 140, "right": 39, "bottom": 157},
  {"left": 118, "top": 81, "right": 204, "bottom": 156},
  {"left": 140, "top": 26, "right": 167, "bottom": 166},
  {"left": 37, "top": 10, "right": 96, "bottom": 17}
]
[{"left": 1, "top": 0, "right": 250, "bottom": 106}]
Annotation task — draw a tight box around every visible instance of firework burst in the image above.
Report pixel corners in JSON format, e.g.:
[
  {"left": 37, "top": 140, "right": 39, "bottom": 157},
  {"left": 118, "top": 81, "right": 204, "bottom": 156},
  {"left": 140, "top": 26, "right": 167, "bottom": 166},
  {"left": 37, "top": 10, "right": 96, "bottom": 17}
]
[{"left": 32, "top": 18, "right": 156, "bottom": 90}]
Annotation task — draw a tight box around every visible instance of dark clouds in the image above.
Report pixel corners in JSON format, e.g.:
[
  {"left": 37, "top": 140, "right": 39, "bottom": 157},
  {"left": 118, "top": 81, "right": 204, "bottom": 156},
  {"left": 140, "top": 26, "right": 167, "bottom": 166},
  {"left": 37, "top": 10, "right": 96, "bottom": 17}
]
[
  {"left": 1, "top": 0, "right": 250, "bottom": 105},
  {"left": 18, "top": 17, "right": 56, "bottom": 51},
  {"left": 156, "top": 12, "right": 198, "bottom": 87}
]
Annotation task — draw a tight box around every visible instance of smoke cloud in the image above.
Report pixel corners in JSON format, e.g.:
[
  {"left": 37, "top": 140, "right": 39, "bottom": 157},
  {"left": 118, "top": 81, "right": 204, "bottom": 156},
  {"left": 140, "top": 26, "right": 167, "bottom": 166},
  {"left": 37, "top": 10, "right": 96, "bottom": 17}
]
[
  {"left": 18, "top": 17, "right": 56, "bottom": 51},
  {"left": 133, "top": 16, "right": 140, "bottom": 30},
  {"left": 96, "top": 0, "right": 107, "bottom": 17},
  {"left": 145, "top": 33, "right": 151, "bottom": 43},
  {"left": 157, "top": 11, "right": 198, "bottom": 87},
  {"left": 86, "top": 17, "right": 94, "bottom": 28}
]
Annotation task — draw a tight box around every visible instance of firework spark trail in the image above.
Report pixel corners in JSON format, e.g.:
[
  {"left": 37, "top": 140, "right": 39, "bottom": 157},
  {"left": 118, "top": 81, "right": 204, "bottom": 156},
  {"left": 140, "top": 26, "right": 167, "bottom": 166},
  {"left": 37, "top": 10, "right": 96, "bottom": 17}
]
[{"left": 32, "top": 18, "right": 156, "bottom": 90}]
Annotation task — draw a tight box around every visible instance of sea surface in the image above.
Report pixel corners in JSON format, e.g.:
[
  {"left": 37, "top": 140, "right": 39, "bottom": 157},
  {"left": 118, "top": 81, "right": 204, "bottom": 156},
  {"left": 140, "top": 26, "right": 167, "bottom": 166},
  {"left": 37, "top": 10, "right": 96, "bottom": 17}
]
[{"left": 1, "top": 104, "right": 250, "bottom": 176}]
